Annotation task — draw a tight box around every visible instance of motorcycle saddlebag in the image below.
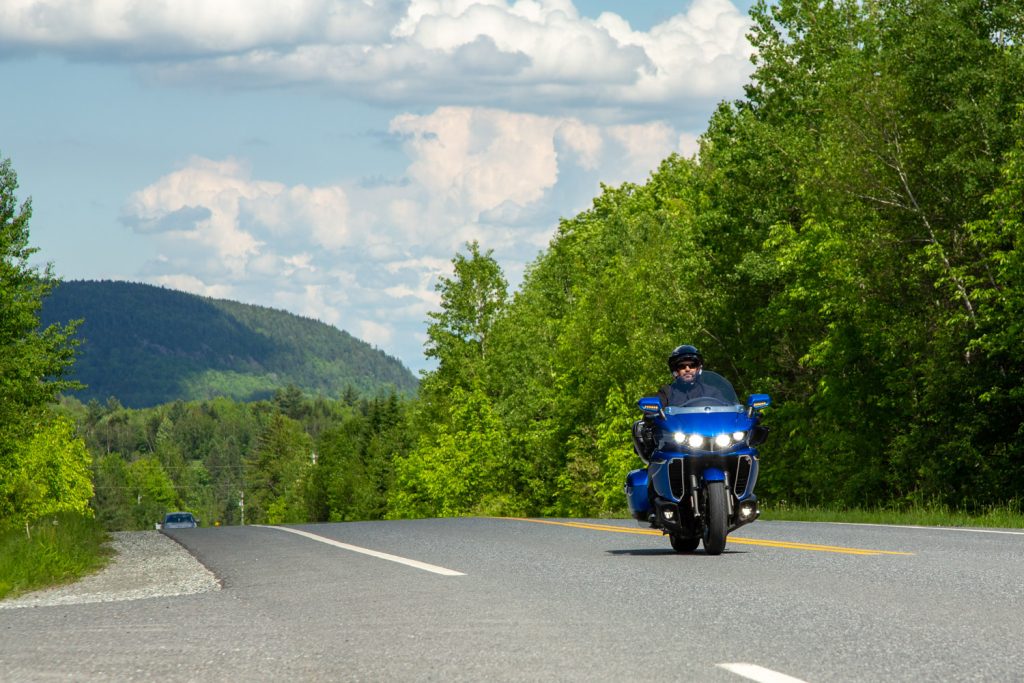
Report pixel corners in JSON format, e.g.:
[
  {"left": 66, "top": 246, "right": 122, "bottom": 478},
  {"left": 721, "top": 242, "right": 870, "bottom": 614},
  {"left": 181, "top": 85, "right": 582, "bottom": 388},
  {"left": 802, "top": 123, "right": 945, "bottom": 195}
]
[{"left": 625, "top": 468, "right": 650, "bottom": 520}]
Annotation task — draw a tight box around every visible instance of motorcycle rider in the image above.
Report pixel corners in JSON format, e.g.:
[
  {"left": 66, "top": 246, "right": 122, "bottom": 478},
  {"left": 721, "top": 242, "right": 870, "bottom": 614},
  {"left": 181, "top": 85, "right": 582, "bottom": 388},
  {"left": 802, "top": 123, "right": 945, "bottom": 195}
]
[
  {"left": 631, "top": 344, "right": 733, "bottom": 462},
  {"left": 657, "top": 344, "right": 732, "bottom": 406}
]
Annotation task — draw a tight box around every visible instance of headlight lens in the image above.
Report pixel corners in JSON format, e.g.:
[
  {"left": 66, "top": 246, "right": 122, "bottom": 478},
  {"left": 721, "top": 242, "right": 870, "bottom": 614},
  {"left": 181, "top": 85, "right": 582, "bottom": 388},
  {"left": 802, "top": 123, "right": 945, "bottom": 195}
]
[{"left": 680, "top": 432, "right": 748, "bottom": 449}]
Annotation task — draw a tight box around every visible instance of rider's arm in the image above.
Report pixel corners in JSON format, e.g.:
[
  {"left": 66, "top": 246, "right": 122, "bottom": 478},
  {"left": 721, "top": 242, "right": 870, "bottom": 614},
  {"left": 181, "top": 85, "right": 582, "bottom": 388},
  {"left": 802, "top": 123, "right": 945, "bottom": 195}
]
[{"left": 656, "top": 384, "right": 671, "bottom": 408}]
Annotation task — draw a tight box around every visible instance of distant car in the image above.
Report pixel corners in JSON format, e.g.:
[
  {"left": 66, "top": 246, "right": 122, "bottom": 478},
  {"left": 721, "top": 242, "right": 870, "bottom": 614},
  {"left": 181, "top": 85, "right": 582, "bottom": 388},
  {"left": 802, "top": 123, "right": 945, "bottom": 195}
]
[{"left": 160, "top": 512, "right": 198, "bottom": 529}]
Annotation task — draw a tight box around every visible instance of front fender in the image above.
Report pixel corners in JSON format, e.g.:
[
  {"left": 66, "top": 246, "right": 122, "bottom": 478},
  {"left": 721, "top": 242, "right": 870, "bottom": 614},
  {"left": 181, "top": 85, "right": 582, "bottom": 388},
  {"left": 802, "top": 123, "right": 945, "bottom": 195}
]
[{"left": 702, "top": 467, "right": 725, "bottom": 483}]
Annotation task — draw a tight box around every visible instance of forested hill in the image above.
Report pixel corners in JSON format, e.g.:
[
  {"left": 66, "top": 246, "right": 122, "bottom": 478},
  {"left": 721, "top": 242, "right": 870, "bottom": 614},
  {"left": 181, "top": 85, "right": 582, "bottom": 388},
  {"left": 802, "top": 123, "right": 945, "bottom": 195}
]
[{"left": 39, "top": 280, "right": 418, "bottom": 407}]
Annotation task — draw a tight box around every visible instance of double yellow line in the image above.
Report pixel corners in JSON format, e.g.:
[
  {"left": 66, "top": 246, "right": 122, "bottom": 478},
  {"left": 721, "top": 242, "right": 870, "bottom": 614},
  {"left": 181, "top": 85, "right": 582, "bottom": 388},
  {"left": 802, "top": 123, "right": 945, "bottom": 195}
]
[{"left": 505, "top": 518, "right": 912, "bottom": 556}]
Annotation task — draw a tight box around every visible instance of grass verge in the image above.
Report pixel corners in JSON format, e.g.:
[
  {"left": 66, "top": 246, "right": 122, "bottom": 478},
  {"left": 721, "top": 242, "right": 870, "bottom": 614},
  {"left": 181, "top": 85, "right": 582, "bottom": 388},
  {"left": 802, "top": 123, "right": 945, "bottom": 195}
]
[
  {"left": 0, "top": 512, "right": 112, "bottom": 601},
  {"left": 760, "top": 501, "right": 1024, "bottom": 528}
]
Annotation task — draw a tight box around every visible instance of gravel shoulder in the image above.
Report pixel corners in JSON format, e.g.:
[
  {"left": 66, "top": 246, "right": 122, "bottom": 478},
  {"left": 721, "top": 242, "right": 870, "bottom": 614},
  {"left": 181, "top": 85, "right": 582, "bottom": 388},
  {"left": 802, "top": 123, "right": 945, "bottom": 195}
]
[{"left": 0, "top": 530, "right": 220, "bottom": 609}]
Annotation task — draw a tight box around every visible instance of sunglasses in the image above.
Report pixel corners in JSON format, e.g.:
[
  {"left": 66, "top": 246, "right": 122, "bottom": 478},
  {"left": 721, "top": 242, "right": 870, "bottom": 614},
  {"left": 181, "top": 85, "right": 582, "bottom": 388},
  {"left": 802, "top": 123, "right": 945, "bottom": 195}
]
[{"left": 676, "top": 362, "right": 700, "bottom": 370}]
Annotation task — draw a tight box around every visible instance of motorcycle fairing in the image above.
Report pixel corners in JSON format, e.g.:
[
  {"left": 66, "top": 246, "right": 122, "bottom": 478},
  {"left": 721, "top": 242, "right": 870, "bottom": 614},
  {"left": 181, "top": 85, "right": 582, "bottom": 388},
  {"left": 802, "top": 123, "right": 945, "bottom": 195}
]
[{"left": 625, "top": 468, "right": 650, "bottom": 518}]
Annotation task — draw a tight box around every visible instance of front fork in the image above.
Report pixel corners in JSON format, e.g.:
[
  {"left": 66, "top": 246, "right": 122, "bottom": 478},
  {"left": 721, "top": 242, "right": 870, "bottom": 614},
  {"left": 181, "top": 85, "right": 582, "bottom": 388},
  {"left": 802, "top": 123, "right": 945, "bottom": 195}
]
[
  {"left": 689, "top": 475, "right": 700, "bottom": 518},
  {"left": 688, "top": 471, "right": 734, "bottom": 519}
]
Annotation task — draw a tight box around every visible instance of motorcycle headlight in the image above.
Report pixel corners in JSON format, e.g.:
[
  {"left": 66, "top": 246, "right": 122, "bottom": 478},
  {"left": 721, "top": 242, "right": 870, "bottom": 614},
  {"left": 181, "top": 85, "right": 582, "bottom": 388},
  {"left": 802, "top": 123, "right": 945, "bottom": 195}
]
[
  {"left": 673, "top": 431, "right": 687, "bottom": 444},
  {"left": 687, "top": 434, "right": 705, "bottom": 449},
  {"left": 714, "top": 433, "right": 732, "bottom": 448},
  {"left": 732, "top": 431, "right": 746, "bottom": 443}
]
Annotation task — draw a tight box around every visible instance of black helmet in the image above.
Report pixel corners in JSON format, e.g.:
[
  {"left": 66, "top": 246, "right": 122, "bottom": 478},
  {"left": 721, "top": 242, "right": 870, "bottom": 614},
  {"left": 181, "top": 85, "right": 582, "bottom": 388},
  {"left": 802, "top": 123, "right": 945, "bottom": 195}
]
[{"left": 668, "top": 344, "right": 703, "bottom": 371}]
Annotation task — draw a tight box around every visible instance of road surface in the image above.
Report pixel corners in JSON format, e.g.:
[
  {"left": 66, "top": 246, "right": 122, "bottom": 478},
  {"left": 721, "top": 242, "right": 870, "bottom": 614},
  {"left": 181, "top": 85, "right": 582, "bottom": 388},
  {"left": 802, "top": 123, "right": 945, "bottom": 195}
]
[{"left": 1, "top": 517, "right": 1022, "bottom": 681}]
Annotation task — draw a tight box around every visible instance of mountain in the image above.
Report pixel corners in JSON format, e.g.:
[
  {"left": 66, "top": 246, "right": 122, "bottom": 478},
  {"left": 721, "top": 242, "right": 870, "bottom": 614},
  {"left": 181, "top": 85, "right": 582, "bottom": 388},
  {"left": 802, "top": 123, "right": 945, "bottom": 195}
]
[{"left": 39, "top": 280, "right": 418, "bottom": 407}]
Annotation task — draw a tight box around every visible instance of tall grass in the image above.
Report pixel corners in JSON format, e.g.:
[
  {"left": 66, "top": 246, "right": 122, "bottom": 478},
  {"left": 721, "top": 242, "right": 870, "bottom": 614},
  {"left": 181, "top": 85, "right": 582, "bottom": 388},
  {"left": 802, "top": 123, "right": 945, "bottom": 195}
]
[
  {"left": 760, "top": 500, "right": 1024, "bottom": 528},
  {"left": 0, "top": 512, "right": 111, "bottom": 601}
]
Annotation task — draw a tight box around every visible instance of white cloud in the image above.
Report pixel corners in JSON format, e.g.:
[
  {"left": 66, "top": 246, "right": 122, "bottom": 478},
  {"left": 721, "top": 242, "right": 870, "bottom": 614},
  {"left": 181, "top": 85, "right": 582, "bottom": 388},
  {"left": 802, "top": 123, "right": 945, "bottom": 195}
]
[
  {"left": 2, "top": 1, "right": 753, "bottom": 115},
  {"left": 357, "top": 319, "right": 394, "bottom": 347},
  {"left": 121, "top": 157, "right": 271, "bottom": 277},
  {"left": 147, "top": 273, "right": 236, "bottom": 300},
  {"left": 241, "top": 185, "right": 351, "bottom": 250},
  {"left": 117, "top": 103, "right": 693, "bottom": 368},
  {"left": 555, "top": 119, "right": 603, "bottom": 170},
  {"left": 604, "top": 121, "right": 681, "bottom": 183},
  {"left": 391, "top": 106, "right": 560, "bottom": 213},
  {"left": 122, "top": 157, "right": 355, "bottom": 283},
  {"left": 0, "top": 0, "right": 403, "bottom": 55}
]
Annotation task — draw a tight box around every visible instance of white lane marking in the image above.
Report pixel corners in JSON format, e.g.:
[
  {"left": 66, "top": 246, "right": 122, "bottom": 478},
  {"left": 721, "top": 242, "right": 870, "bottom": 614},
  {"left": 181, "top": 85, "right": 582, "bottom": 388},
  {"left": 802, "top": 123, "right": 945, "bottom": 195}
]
[
  {"left": 257, "top": 525, "right": 466, "bottom": 576},
  {"left": 808, "top": 521, "right": 1024, "bottom": 536},
  {"left": 718, "top": 663, "right": 808, "bottom": 683}
]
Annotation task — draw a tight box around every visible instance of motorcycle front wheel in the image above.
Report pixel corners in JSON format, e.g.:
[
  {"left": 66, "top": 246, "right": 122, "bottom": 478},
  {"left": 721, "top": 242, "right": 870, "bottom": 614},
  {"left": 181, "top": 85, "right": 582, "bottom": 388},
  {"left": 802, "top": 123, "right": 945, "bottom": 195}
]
[{"left": 702, "top": 481, "right": 728, "bottom": 555}]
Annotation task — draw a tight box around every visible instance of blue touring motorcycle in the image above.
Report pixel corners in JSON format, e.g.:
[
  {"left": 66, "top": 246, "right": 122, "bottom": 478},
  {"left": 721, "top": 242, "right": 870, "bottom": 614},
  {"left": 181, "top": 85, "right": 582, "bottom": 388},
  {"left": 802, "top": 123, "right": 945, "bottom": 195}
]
[{"left": 625, "top": 372, "right": 770, "bottom": 555}]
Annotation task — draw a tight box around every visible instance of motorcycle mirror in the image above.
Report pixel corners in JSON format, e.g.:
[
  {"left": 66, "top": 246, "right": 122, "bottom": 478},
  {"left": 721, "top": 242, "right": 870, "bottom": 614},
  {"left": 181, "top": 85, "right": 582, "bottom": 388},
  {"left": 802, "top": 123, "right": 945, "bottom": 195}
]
[
  {"left": 638, "top": 396, "right": 663, "bottom": 417},
  {"left": 746, "top": 394, "right": 771, "bottom": 410},
  {"left": 746, "top": 393, "right": 771, "bottom": 418}
]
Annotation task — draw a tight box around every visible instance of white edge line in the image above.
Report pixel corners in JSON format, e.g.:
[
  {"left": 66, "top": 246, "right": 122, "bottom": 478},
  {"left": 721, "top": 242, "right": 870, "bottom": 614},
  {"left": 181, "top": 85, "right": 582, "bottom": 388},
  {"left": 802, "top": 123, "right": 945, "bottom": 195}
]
[
  {"left": 257, "top": 525, "right": 466, "bottom": 576},
  {"left": 718, "top": 663, "right": 808, "bottom": 683},
  {"left": 799, "top": 521, "right": 1024, "bottom": 536}
]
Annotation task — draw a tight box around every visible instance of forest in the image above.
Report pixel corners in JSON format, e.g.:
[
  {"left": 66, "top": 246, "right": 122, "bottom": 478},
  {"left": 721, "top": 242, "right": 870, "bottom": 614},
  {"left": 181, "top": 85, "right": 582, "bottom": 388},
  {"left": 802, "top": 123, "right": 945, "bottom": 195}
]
[
  {"left": 2, "top": 0, "right": 1022, "bottom": 532},
  {"left": 39, "top": 280, "right": 418, "bottom": 408},
  {"left": 58, "top": 390, "right": 409, "bottom": 530}
]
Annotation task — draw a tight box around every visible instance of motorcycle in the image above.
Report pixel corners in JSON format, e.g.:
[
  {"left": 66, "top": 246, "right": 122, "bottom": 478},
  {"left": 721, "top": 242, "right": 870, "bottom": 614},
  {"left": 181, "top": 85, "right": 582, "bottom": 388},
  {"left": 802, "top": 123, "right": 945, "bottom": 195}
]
[{"left": 625, "top": 372, "right": 770, "bottom": 555}]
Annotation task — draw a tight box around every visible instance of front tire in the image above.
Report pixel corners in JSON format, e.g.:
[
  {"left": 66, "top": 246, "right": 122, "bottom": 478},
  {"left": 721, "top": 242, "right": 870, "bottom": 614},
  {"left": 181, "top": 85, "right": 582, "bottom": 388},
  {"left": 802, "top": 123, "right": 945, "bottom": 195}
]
[
  {"left": 702, "top": 481, "right": 728, "bottom": 555},
  {"left": 670, "top": 534, "right": 700, "bottom": 553}
]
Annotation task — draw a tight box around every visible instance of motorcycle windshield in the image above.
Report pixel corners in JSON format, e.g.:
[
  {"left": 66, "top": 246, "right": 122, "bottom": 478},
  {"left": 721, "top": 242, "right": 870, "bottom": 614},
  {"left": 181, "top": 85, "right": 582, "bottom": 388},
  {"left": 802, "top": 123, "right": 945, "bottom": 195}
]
[
  {"left": 662, "top": 371, "right": 739, "bottom": 413},
  {"left": 658, "top": 371, "right": 751, "bottom": 436}
]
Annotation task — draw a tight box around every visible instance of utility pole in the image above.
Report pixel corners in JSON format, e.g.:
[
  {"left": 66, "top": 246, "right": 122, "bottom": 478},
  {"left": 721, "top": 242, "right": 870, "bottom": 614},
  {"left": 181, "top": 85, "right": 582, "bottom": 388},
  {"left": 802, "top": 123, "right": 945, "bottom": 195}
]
[{"left": 239, "top": 491, "right": 245, "bottom": 526}]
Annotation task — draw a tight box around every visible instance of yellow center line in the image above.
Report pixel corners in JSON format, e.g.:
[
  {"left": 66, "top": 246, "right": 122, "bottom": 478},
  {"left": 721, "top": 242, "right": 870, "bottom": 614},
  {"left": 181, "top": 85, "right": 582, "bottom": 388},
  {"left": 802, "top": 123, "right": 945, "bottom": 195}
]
[{"left": 503, "top": 517, "right": 913, "bottom": 556}]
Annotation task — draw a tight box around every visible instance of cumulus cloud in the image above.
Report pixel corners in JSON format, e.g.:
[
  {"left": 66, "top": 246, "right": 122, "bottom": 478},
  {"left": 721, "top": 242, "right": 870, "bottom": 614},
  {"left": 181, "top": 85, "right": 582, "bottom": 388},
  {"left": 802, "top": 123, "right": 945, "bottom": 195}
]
[
  {"left": 118, "top": 104, "right": 692, "bottom": 366},
  {"left": 240, "top": 185, "right": 351, "bottom": 250},
  {"left": 391, "top": 107, "right": 561, "bottom": 213},
  {"left": 2, "top": 0, "right": 753, "bottom": 115},
  {"left": 122, "top": 156, "right": 354, "bottom": 277},
  {"left": 0, "top": 0, "right": 405, "bottom": 56}
]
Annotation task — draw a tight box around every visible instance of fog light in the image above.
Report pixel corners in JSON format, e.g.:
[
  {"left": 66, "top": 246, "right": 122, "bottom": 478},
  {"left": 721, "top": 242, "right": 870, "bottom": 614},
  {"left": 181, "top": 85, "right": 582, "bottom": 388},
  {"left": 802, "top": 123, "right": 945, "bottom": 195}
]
[
  {"left": 738, "top": 502, "right": 757, "bottom": 521},
  {"left": 662, "top": 508, "right": 675, "bottom": 521}
]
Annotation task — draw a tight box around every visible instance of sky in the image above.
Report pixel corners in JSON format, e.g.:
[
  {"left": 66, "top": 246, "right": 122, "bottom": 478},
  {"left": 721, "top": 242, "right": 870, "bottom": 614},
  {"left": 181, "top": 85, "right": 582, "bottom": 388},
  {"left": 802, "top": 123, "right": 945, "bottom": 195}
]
[{"left": 1, "top": 0, "right": 759, "bottom": 374}]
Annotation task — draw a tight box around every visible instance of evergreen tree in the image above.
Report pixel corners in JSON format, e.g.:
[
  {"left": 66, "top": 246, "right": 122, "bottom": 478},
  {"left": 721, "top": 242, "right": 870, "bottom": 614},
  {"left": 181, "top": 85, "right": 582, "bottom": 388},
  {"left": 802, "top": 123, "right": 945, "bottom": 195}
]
[{"left": 0, "top": 154, "right": 83, "bottom": 528}]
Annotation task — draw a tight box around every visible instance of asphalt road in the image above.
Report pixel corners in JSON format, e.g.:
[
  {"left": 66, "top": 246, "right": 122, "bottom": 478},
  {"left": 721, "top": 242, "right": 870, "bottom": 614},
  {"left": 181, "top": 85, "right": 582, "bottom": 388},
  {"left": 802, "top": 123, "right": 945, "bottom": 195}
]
[{"left": 2, "top": 517, "right": 1023, "bottom": 682}]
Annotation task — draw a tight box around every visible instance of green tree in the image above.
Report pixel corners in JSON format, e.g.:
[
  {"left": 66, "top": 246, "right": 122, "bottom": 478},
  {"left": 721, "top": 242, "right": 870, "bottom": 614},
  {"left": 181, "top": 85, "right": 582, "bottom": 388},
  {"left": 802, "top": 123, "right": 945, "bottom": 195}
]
[
  {"left": 390, "top": 244, "right": 511, "bottom": 517},
  {"left": 126, "top": 456, "right": 178, "bottom": 529},
  {"left": 244, "top": 413, "right": 313, "bottom": 523},
  {"left": 92, "top": 453, "right": 133, "bottom": 530},
  {"left": 424, "top": 240, "right": 508, "bottom": 389},
  {"left": 0, "top": 154, "right": 82, "bottom": 528},
  {"left": 0, "top": 417, "right": 93, "bottom": 529}
]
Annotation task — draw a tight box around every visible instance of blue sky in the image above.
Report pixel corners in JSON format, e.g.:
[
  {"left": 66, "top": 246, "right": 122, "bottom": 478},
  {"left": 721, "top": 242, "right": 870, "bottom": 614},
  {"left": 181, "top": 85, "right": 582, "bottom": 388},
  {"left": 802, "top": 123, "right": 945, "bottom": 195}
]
[{"left": 1, "top": 0, "right": 759, "bottom": 373}]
